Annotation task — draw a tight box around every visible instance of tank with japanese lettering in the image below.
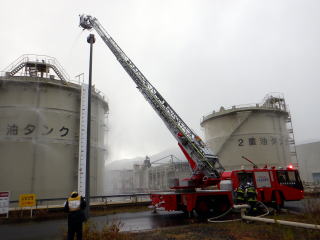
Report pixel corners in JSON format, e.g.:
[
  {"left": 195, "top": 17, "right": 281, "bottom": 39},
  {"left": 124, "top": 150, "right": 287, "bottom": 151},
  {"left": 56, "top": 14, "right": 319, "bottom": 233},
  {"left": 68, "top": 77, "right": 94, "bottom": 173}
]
[
  {"left": 201, "top": 93, "right": 297, "bottom": 170},
  {"left": 0, "top": 55, "right": 108, "bottom": 201}
]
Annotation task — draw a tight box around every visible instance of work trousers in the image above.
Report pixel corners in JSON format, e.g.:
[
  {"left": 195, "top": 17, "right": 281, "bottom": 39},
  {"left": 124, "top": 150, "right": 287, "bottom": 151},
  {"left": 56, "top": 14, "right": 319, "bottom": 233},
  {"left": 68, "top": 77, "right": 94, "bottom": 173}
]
[{"left": 68, "top": 223, "right": 83, "bottom": 240}]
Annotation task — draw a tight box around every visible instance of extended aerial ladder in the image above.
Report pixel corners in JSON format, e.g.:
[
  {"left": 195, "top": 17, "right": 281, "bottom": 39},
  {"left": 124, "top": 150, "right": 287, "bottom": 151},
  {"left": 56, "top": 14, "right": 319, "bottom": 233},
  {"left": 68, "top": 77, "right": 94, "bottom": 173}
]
[{"left": 79, "top": 14, "right": 224, "bottom": 188}]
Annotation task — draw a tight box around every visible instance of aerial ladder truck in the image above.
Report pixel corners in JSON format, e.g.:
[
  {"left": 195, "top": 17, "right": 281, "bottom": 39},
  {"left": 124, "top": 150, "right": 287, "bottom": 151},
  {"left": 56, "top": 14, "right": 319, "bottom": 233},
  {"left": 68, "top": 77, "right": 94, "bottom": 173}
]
[{"left": 79, "top": 15, "right": 304, "bottom": 217}]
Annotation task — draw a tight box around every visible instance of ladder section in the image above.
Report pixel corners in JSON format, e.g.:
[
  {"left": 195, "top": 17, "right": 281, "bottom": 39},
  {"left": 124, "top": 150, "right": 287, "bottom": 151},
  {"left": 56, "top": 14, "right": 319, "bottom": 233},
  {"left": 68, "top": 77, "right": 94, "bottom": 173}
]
[
  {"left": 49, "top": 64, "right": 67, "bottom": 82},
  {"left": 286, "top": 114, "right": 298, "bottom": 166},
  {"left": 78, "top": 83, "right": 89, "bottom": 196},
  {"left": 79, "top": 14, "right": 224, "bottom": 181},
  {"left": 9, "top": 62, "right": 26, "bottom": 76}
]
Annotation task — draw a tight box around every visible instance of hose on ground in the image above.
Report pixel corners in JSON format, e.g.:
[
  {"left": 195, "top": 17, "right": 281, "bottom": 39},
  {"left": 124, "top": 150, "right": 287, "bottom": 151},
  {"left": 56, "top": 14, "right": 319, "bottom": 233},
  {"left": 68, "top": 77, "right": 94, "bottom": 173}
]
[
  {"left": 207, "top": 207, "right": 235, "bottom": 223},
  {"left": 257, "top": 201, "right": 270, "bottom": 217},
  {"left": 207, "top": 201, "right": 270, "bottom": 223}
]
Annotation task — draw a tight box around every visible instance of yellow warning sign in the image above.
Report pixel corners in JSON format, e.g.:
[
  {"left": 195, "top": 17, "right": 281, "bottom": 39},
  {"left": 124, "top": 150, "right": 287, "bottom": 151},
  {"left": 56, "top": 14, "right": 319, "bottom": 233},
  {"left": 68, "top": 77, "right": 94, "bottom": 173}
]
[{"left": 19, "top": 194, "right": 36, "bottom": 207}]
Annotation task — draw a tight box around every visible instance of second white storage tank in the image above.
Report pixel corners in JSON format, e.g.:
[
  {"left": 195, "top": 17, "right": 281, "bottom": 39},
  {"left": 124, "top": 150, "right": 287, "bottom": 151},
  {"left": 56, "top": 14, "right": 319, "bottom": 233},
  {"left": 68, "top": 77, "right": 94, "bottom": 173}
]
[{"left": 201, "top": 94, "right": 296, "bottom": 170}]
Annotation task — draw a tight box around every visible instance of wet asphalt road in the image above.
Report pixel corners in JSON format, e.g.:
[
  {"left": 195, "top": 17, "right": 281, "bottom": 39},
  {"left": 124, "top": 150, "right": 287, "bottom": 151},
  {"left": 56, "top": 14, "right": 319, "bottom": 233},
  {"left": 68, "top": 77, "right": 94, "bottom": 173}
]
[
  {"left": 284, "top": 198, "right": 320, "bottom": 213},
  {"left": 0, "top": 198, "right": 318, "bottom": 240},
  {"left": 0, "top": 210, "right": 191, "bottom": 240}
]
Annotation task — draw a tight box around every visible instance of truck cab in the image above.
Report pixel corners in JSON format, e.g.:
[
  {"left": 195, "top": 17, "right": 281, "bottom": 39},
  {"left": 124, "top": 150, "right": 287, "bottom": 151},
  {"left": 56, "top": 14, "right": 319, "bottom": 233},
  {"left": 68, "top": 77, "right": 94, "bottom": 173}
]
[{"left": 221, "top": 167, "right": 304, "bottom": 208}]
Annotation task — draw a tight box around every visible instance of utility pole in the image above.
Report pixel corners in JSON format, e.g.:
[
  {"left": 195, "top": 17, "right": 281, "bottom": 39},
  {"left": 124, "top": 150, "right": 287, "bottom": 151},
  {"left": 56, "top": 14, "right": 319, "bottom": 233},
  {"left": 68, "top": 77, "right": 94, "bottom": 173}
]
[{"left": 85, "top": 33, "right": 95, "bottom": 219}]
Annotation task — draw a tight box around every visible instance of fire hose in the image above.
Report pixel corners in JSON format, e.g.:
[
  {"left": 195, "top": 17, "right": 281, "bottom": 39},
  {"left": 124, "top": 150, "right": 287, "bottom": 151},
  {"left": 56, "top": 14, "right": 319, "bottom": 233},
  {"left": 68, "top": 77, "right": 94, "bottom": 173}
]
[
  {"left": 208, "top": 202, "right": 320, "bottom": 230},
  {"left": 208, "top": 201, "right": 269, "bottom": 223}
]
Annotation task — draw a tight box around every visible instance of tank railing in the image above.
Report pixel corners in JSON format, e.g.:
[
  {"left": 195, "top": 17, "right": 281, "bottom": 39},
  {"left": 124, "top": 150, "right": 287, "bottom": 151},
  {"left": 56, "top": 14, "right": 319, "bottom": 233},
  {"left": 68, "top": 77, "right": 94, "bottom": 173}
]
[
  {"left": 43, "top": 59, "right": 69, "bottom": 81},
  {"left": 2, "top": 54, "right": 70, "bottom": 81},
  {"left": 262, "top": 92, "right": 285, "bottom": 103},
  {"left": 150, "top": 155, "right": 185, "bottom": 165},
  {"left": 0, "top": 55, "right": 106, "bottom": 100},
  {"left": 8, "top": 193, "right": 151, "bottom": 211},
  {"left": 202, "top": 99, "right": 289, "bottom": 122},
  {"left": 2, "top": 54, "right": 30, "bottom": 73},
  {"left": 94, "top": 89, "right": 105, "bottom": 99},
  {"left": 0, "top": 70, "right": 106, "bottom": 100}
]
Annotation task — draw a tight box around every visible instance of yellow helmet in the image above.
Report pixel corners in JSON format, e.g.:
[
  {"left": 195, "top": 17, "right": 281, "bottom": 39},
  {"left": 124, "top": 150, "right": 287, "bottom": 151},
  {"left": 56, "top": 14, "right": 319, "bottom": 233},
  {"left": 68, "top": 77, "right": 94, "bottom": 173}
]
[{"left": 70, "top": 191, "right": 78, "bottom": 197}]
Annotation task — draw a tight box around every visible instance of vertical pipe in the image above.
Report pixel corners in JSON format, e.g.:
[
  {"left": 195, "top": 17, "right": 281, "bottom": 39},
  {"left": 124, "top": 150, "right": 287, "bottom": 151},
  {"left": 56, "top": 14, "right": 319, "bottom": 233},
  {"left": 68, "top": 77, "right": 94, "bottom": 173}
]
[{"left": 85, "top": 34, "right": 95, "bottom": 220}]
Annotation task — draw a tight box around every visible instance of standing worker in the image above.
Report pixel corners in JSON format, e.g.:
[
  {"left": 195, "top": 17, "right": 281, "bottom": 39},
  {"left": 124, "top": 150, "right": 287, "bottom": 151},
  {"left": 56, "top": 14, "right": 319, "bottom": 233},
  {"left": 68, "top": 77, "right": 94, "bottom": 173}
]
[
  {"left": 246, "top": 183, "right": 258, "bottom": 214},
  {"left": 64, "top": 191, "right": 86, "bottom": 240},
  {"left": 235, "top": 184, "right": 246, "bottom": 204}
]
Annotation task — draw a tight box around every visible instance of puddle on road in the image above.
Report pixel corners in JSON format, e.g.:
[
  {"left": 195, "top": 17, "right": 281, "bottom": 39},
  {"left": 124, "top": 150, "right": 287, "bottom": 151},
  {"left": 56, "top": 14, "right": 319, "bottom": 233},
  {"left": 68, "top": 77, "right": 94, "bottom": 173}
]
[{"left": 92, "top": 210, "right": 198, "bottom": 232}]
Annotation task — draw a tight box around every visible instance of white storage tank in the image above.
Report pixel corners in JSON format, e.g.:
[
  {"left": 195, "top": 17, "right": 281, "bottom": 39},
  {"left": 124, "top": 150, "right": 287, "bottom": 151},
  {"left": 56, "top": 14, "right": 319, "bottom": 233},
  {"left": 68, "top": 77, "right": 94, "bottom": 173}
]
[
  {"left": 0, "top": 55, "right": 108, "bottom": 200},
  {"left": 201, "top": 94, "right": 297, "bottom": 170}
]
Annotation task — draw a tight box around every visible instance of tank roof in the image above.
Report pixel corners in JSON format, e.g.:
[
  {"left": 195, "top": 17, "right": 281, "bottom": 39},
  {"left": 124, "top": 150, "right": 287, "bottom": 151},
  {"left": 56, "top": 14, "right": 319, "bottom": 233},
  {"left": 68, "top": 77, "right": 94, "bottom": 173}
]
[
  {"left": 201, "top": 93, "right": 289, "bottom": 125},
  {"left": 0, "top": 54, "right": 107, "bottom": 105}
]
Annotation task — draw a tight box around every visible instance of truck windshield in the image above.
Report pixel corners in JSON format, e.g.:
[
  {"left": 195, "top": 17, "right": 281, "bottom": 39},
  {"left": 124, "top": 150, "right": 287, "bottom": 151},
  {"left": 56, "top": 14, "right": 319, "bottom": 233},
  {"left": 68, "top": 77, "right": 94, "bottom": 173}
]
[{"left": 276, "top": 170, "right": 303, "bottom": 190}]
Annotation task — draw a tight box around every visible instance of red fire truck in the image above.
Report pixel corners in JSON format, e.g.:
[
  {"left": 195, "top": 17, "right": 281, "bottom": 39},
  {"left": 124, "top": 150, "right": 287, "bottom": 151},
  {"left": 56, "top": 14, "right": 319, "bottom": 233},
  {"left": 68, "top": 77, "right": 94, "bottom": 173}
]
[
  {"left": 150, "top": 165, "right": 303, "bottom": 216},
  {"left": 79, "top": 15, "right": 304, "bottom": 217}
]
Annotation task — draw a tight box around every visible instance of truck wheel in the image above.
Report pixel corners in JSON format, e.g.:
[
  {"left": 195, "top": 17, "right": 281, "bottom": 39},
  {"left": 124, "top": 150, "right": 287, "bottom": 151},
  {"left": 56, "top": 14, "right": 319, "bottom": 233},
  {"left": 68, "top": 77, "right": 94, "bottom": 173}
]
[
  {"left": 195, "top": 196, "right": 231, "bottom": 218},
  {"left": 195, "top": 198, "right": 225, "bottom": 218},
  {"left": 195, "top": 199, "right": 211, "bottom": 218}
]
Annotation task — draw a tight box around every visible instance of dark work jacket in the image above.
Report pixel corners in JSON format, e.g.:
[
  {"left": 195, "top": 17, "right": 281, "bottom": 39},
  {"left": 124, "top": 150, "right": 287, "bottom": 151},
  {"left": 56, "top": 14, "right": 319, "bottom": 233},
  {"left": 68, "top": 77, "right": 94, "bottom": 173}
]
[{"left": 64, "top": 196, "right": 86, "bottom": 227}]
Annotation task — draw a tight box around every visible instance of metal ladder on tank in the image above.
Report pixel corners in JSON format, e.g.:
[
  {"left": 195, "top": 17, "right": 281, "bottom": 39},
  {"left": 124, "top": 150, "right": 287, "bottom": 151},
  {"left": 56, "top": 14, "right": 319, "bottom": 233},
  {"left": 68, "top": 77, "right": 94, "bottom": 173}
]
[{"left": 286, "top": 113, "right": 299, "bottom": 167}]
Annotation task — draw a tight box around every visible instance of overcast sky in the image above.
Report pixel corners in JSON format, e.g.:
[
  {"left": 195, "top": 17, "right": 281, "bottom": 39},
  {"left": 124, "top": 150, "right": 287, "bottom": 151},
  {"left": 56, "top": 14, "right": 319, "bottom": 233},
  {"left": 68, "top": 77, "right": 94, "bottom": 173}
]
[{"left": 1, "top": 0, "right": 319, "bottom": 161}]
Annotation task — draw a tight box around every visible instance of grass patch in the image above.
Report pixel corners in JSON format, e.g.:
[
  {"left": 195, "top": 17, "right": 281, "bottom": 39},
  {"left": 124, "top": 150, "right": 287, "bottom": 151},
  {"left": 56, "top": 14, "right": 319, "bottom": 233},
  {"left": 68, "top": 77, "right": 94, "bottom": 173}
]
[
  {"left": 130, "top": 199, "right": 320, "bottom": 240},
  {"left": 131, "top": 220, "right": 320, "bottom": 240},
  {"left": 62, "top": 221, "right": 134, "bottom": 240}
]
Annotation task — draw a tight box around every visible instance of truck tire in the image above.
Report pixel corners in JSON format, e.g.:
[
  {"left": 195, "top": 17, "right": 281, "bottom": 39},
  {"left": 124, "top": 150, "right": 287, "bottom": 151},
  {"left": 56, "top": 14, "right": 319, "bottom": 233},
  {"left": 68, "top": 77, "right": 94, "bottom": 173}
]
[
  {"left": 195, "top": 196, "right": 230, "bottom": 218},
  {"left": 195, "top": 199, "right": 212, "bottom": 218}
]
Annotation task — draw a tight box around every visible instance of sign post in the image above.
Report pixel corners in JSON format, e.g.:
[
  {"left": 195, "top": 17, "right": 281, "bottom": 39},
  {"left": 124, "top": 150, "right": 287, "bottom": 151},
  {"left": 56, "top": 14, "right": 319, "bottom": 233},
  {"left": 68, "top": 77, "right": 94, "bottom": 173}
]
[
  {"left": 19, "top": 194, "right": 36, "bottom": 218},
  {"left": 0, "top": 191, "right": 10, "bottom": 218},
  {"left": 84, "top": 33, "right": 95, "bottom": 220}
]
